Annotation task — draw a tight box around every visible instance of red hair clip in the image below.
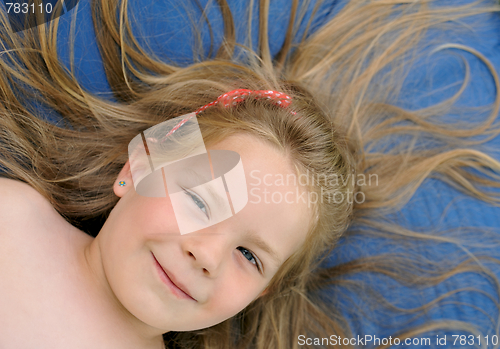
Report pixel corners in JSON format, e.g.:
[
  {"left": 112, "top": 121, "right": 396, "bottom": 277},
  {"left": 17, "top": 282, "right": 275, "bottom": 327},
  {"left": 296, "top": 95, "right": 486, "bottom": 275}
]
[
  {"left": 159, "top": 89, "right": 296, "bottom": 143},
  {"left": 195, "top": 88, "right": 294, "bottom": 114}
]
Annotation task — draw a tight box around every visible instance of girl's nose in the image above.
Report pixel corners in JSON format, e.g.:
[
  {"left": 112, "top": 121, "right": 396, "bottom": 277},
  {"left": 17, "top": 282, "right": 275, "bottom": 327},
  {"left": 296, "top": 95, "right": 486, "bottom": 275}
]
[{"left": 181, "top": 232, "right": 230, "bottom": 277}]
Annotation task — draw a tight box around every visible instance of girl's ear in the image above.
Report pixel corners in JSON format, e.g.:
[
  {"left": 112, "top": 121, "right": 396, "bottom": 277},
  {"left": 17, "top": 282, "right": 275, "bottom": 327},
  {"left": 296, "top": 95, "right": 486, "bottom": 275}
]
[{"left": 113, "top": 160, "right": 134, "bottom": 198}]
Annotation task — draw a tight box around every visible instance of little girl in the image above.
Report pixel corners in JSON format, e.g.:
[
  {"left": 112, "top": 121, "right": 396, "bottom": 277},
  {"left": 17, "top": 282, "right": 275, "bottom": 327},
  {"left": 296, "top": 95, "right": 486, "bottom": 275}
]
[{"left": 0, "top": 0, "right": 499, "bottom": 348}]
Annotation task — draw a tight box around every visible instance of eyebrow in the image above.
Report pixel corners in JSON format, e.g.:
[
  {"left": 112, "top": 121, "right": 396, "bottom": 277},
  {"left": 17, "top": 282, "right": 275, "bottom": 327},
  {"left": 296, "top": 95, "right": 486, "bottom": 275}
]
[{"left": 244, "top": 229, "right": 282, "bottom": 271}]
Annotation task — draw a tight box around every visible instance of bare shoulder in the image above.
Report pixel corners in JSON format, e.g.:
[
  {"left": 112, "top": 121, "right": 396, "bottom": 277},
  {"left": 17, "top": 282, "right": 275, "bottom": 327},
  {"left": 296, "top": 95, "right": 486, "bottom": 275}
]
[
  {"left": 0, "top": 177, "right": 88, "bottom": 269},
  {"left": 0, "top": 177, "right": 46, "bottom": 199},
  {"left": 0, "top": 177, "right": 89, "bottom": 240},
  {"left": 0, "top": 177, "right": 62, "bottom": 243},
  {"left": 0, "top": 179, "right": 94, "bottom": 348},
  {"left": 0, "top": 177, "right": 54, "bottom": 219}
]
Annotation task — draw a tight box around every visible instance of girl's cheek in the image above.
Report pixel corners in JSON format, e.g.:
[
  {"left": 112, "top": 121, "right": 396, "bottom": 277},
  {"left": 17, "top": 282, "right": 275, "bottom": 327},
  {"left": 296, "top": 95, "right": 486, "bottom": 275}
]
[{"left": 137, "top": 197, "right": 181, "bottom": 238}]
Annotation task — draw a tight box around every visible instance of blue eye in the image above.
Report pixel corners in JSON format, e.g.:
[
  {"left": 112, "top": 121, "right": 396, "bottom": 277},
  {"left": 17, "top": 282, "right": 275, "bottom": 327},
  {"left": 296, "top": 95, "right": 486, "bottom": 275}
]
[
  {"left": 237, "top": 246, "right": 262, "bottom": 272},
  {"left": 183, "top": 189, "right": 209, "bottom": 219}
]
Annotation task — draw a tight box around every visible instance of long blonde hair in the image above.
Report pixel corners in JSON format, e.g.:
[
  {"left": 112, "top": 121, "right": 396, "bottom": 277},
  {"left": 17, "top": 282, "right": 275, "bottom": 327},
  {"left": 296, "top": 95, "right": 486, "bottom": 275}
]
[{"left": 1, "top": 0, "right": 500, "bottom": 348}]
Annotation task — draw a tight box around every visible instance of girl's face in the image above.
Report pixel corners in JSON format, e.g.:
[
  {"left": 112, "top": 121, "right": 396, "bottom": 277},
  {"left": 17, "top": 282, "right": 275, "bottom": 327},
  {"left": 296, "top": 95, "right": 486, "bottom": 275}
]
[{"left": 98, "top": 133, "right": 312, "bottom": 333}]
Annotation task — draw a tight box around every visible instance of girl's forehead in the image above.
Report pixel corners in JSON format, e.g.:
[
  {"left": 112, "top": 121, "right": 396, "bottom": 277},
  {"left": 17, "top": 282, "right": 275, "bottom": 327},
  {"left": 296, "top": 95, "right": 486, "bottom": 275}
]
[
  {"left": 211, "top": 134, "right": 312, "bottom": 210},
  {"left": 208, "top": 135, "right": 312, "bottom": 254},
  {"left": 208, "top": 134, "right": 294, "bottom": 175}
]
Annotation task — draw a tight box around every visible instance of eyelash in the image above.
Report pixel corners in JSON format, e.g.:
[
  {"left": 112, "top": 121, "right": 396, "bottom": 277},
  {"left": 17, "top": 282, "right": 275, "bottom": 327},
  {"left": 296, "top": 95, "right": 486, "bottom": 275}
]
[
  {"left": 237, "top": 247, "right": 262, "bottom": 273},
  {"left": 183, "top": 188, "right": 210, "bottom": 219},
  {"left": 183, "top": 189, "right": 262, "bottom": 273}
]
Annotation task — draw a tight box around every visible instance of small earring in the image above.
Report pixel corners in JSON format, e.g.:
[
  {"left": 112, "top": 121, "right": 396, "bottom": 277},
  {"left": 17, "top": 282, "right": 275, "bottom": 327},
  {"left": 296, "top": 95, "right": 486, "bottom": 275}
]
[{"left": 119, "top": 181, "right": 126, "bottom": 187}]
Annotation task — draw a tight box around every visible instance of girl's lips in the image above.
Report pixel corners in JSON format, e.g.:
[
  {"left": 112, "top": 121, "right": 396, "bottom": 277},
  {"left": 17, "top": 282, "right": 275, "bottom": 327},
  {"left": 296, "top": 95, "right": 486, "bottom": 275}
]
[{"left": 152, "top": 253, "right": 197, "bottom": 301}]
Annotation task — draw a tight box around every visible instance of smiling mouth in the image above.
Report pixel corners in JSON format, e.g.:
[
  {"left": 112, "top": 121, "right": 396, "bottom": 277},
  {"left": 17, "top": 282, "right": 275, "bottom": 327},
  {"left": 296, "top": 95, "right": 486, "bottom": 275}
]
[{"left": 152, "top": 253, "right": 197, "bottom": 302}]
